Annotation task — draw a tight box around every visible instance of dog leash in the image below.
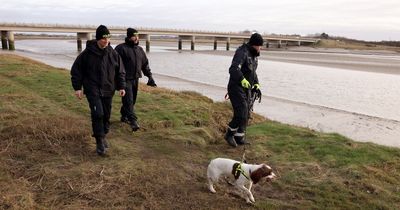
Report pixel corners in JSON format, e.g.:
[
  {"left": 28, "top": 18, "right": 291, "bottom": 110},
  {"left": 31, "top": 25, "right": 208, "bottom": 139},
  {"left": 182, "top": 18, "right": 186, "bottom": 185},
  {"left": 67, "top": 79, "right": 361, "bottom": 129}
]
[
  {"left": 226, "top": 147, "right": 251, "bottom": 185},
  {"left": 235, "top": 144, "right": 250, "bottom": 180},
  {"left": 241, "top": 144, "right": 247, "bottom": 163}
]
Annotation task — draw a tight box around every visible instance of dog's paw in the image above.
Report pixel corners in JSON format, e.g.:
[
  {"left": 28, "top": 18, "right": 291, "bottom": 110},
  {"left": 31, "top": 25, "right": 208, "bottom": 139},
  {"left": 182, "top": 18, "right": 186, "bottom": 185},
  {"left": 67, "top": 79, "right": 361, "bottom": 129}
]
[
  {"left": 208, "top": 186, "right": 216, "bottom": 193},
  {"left": 246, "top": 199, "right": 255, "bottom": 205}
]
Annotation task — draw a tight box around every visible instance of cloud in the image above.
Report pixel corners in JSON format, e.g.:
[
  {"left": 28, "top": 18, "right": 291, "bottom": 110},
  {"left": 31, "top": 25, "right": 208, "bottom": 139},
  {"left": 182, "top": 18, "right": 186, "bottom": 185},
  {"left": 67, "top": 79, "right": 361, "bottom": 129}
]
[{"left": 0, "top": 0, "right": 399, "bottom": 40}]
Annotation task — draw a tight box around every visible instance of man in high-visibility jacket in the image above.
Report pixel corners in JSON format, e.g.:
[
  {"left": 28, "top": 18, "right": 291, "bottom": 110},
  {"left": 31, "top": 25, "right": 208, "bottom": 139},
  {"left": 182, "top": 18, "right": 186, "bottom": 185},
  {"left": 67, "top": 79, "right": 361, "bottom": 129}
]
[{"left": 225, "top": 33, "right": 263, "bottom": 147}]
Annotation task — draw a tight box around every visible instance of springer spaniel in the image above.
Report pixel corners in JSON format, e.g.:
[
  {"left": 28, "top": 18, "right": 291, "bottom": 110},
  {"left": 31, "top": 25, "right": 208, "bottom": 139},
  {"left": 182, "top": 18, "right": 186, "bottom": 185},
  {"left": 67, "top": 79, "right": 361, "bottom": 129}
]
[{"left": 207, "top": 158, "right": 276, "bottom": 204}]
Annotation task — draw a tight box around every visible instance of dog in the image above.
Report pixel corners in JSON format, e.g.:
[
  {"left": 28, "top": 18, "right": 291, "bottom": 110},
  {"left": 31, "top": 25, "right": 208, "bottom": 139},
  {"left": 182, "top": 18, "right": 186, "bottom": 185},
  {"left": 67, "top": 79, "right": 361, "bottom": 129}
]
[{"left": 207, "top": 158, "right": 276, "bottom": 204}]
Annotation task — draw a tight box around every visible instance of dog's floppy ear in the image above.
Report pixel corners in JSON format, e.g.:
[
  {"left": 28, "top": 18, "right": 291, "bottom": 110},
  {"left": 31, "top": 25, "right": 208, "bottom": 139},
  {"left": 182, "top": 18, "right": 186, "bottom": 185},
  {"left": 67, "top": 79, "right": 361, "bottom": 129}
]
[{"left": 262, "top": 164, "right": 273, "bottom": 175}]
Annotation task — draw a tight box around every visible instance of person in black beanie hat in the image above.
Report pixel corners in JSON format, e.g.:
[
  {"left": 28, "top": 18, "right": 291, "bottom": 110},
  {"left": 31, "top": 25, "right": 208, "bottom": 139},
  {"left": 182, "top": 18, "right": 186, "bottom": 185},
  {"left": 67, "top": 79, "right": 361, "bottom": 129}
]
[
  {"left": 126, "top": 28, "right": 138, "bottom": 39},
  {"left": 224, "top": 33, "right": 264, "bottom": 147},
  {"left": 248, "top": 33, "right": 264, "bottom": 46},
  {"left": 96, "top": 25, "right": 111, "bottom": 40},
  {"left": 71, "top": 24, "right": 126, "bottom": 156},
  {"left": 115, "top": 27, "right": 157, "bottom": 132}
]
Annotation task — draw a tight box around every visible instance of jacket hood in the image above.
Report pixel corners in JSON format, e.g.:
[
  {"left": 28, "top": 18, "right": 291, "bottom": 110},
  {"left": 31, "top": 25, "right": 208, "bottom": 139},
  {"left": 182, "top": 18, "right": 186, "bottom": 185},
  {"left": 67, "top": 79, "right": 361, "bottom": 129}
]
[
  {"left": 125, "top": 37, "right": 139, "bottom": 47},
  {"left": 86, "top": 39, "right": 112, "bottom": 56}
]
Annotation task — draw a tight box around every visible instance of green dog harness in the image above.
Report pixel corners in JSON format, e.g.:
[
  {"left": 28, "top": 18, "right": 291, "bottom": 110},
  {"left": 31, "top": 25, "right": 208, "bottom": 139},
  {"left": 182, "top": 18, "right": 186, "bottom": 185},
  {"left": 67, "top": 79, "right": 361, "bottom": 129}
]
[{"left": 232, "top": 162, "right": 250, "bottom": 180}]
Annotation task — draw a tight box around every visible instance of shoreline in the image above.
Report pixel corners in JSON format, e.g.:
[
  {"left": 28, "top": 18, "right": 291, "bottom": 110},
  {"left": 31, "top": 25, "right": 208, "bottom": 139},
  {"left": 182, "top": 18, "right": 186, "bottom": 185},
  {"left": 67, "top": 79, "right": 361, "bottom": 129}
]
[{"left": 1, "top": 47, "right": 400, "bottom": 148}]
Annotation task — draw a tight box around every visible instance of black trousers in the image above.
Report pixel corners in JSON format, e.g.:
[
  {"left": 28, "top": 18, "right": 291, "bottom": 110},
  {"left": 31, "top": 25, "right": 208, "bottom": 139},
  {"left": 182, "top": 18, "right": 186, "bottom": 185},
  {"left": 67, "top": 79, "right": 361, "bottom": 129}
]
[
  {"left": 227, "top": 85, "right": 249, "bottom": 134},
  {"left": 86, "top": 95, "right": 113, "bottom": 138},
  {"left": 120, "top": 78, "right": 139, "bottom": 122}
]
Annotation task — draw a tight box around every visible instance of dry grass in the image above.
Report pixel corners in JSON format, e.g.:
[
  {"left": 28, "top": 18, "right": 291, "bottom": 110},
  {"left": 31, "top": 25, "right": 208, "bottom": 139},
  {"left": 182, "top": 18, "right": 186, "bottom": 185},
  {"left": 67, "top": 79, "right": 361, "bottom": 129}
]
[
  {"left": 1, "top": 54, "right": 400, "bottom": 209},
  {"left": 0, "top": 54, "right": 266, "bottom": 209}
]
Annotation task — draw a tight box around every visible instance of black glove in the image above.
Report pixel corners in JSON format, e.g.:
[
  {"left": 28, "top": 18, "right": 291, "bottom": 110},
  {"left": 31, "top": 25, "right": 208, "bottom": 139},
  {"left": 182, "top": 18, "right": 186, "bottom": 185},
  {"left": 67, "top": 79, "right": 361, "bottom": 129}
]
[
  {"left": 147, "top": 76, "right": 157, "bottom": 87},
  {"left": 252, "top": 86, "right": 262, "bottom": 102}
]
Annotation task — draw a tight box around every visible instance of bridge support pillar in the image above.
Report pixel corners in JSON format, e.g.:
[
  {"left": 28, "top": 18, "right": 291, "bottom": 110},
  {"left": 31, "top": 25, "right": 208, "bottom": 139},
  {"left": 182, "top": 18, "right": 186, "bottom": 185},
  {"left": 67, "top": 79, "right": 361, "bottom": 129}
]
[
  {"left": 297, "top": 41, "right": 301, "bottom": 46},
  {"left": 226, "top": 37, "right": 230, "bottom": 51},
  {"left": 139, "top": 34, "right": 150, "bottom": 52},
  {"left": 266, "top": 41, "right": 269, "bottom": 48},
  {"left": 213, "top": 39, "right": 217, "bottom": 50},
  {"left": 278, "top": 40, "right": 282, "bottom": 48},
  {"left": 1, "top": 31, "right": 8, "bottom": 50},
  {"left": 8, "top": 31, "right": 15, "bottom": 50},
  {"left": 146, "top": 35, "right": 150, "bottom": 52},
  {"left": 77, "top": 32, "right": 91, "bottom": 52},
  {"left": 178, "top": 37, "right": 182, "bottom": 50},
  {"left": 77, "top": 38, "right": 82, "bottom": 52},
  {"left": 190, "top": 36, "right": 195, "bottom": 51}
]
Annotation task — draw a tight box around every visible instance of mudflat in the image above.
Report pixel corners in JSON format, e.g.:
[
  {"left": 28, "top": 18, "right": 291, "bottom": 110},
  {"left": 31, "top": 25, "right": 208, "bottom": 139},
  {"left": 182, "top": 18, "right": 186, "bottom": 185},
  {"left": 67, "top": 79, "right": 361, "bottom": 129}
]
[{"left": 199, "top": 47, "right": 400, "bottom": 75}]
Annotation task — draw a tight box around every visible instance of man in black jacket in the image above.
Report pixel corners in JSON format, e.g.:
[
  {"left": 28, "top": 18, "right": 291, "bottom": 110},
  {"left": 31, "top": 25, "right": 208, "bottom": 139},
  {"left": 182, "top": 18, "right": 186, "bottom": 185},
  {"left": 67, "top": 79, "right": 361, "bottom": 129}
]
[
  {"left": 71, "top": 25, "right": 126, "bottom": 156},
  {"left": 225, "top": 33, "right": 264, "bottom": 147},
  {"left": 115, "top": 28, "right": 157, "bottom": 132}
]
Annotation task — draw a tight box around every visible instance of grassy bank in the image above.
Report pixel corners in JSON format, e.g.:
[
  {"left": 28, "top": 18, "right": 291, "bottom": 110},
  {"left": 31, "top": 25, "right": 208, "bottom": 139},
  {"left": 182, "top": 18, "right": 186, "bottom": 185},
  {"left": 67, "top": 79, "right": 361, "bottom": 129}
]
[
  {"left": 0, "top": 54, "right": 399, "bottom": 209},
  {"left": 316, "top": 39, "right": 400, "bottom": 52}
]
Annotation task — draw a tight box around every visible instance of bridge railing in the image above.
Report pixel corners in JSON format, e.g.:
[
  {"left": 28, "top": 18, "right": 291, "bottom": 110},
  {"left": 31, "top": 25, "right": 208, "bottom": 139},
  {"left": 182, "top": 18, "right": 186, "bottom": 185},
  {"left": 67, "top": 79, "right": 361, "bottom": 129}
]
[{"left": 0, "top": 22, "right": 318, "bottom": 41}]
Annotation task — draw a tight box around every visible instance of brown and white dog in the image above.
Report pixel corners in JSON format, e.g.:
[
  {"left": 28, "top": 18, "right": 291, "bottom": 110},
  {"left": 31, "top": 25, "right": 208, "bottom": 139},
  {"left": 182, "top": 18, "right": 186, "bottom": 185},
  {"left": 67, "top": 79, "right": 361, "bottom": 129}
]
[{"left": 207, "top": 158, "right": 276, "bottom": 203}]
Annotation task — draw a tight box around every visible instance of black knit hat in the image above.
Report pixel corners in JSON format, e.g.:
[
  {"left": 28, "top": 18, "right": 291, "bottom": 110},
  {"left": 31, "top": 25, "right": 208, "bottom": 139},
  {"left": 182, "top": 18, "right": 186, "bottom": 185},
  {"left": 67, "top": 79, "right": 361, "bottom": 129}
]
[
  {"left": 248, "top": 33, "right": 264, "bottom": 46},
  {"left": 127, "top": 28, "right": 139, "bottom": 38},
  {"left": 96, "top": 25, "right": 111, "bottom": 40}
]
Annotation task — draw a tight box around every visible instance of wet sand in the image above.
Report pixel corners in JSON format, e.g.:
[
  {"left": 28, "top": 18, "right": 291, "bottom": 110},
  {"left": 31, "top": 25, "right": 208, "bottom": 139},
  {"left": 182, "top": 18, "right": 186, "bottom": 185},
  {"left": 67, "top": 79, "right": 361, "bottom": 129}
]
[
  {"left": 200, "top": 48, "right": 400, "bottom": 75},
  {"left": 1, "top": 47, "right": 400, "bottom": 148}
]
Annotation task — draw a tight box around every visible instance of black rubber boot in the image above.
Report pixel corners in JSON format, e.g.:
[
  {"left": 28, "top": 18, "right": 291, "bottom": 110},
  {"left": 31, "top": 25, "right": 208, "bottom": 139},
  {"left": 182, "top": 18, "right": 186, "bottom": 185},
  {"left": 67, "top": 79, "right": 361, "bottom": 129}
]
[
  {"left": 130, "top": 120, "right": 140, "bottom": 132},
  {"left": 234, "top": 135, "right": 250, "bottom": 145},
  {"left": 121, "top": 116, "right": 130, "bottom": 124},
  {"left": 103, "top": 138, "right": 109, "bottom": 149},
  {"left": 95, "top": 137, "right": 106, "bottom": 156},
  {"left": 224, "top": 128, "right": 237, "bottom": 147}
]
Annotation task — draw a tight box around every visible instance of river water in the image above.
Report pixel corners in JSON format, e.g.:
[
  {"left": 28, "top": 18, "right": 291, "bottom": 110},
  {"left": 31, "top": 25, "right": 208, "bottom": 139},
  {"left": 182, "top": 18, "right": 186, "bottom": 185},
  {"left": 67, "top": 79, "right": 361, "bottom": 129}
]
[{"left": 6, "top": 39, "right": 400, "bottom": 148}]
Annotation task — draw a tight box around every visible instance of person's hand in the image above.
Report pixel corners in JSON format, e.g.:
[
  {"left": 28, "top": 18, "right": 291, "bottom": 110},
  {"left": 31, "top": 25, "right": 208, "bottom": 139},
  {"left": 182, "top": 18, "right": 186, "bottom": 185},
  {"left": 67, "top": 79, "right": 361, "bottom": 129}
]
[
  {"left": 147, "top": 76, "right": 157, "bottom": 87},
  {"left": 75, "top": 90, "right": 83, "bottom": 100},
  {"left": 252, "top": 84, "right": 262, "bottom": 100},
  {"left": 241, "top": 78, "right": 250, "bottom": 89},
  {"left": 119, "top": 89, "right": 126, "bottom": 97}
]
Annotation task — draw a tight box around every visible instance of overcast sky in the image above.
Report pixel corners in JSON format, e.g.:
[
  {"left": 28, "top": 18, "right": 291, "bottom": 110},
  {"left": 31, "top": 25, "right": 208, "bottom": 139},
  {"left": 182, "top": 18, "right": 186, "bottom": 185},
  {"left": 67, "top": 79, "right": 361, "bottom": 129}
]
[{"left": 0, "top": 0, "right": 399, "bottom": 41}]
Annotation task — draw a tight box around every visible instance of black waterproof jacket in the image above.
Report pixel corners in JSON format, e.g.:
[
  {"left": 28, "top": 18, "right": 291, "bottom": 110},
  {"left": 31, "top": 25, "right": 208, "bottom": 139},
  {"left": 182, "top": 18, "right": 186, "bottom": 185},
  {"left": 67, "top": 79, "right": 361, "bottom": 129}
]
[
  {"left": 228, "top": 43, "right": 259, "bottom": 89},
  {"left": 115, "top": 38, "right": 152, "bottom": 80},
  {"left": 71, "top": 40, "right": 126, "bottom": 97}
]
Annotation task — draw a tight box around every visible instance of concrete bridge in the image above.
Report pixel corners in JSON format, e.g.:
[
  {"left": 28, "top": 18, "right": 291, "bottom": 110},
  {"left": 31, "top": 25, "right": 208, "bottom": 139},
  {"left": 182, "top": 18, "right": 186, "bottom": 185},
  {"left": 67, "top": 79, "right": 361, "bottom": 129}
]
[{"left": 0, "top": 23, "right": 319, "bottom": 52}]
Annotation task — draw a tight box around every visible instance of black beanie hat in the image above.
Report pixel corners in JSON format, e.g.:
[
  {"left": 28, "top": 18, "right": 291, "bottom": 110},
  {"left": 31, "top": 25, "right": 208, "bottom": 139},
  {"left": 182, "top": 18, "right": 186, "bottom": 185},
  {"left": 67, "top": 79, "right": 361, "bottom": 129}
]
[
  {"left": 96, "top": 25, "right": 111, "bottom": 40},
  {"left": 248, "top": 33, "right": 264, "bottom": 46},
  {"left": 127, "top": 28, "right": 139, "bottom": 38}
]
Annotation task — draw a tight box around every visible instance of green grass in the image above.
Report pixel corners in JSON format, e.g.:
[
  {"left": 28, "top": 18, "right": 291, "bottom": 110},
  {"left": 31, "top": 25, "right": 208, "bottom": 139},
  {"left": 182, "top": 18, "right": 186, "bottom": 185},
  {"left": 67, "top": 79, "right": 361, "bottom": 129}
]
[{"left": 1, "top": 54, "right": 400, "bottom": 209}]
